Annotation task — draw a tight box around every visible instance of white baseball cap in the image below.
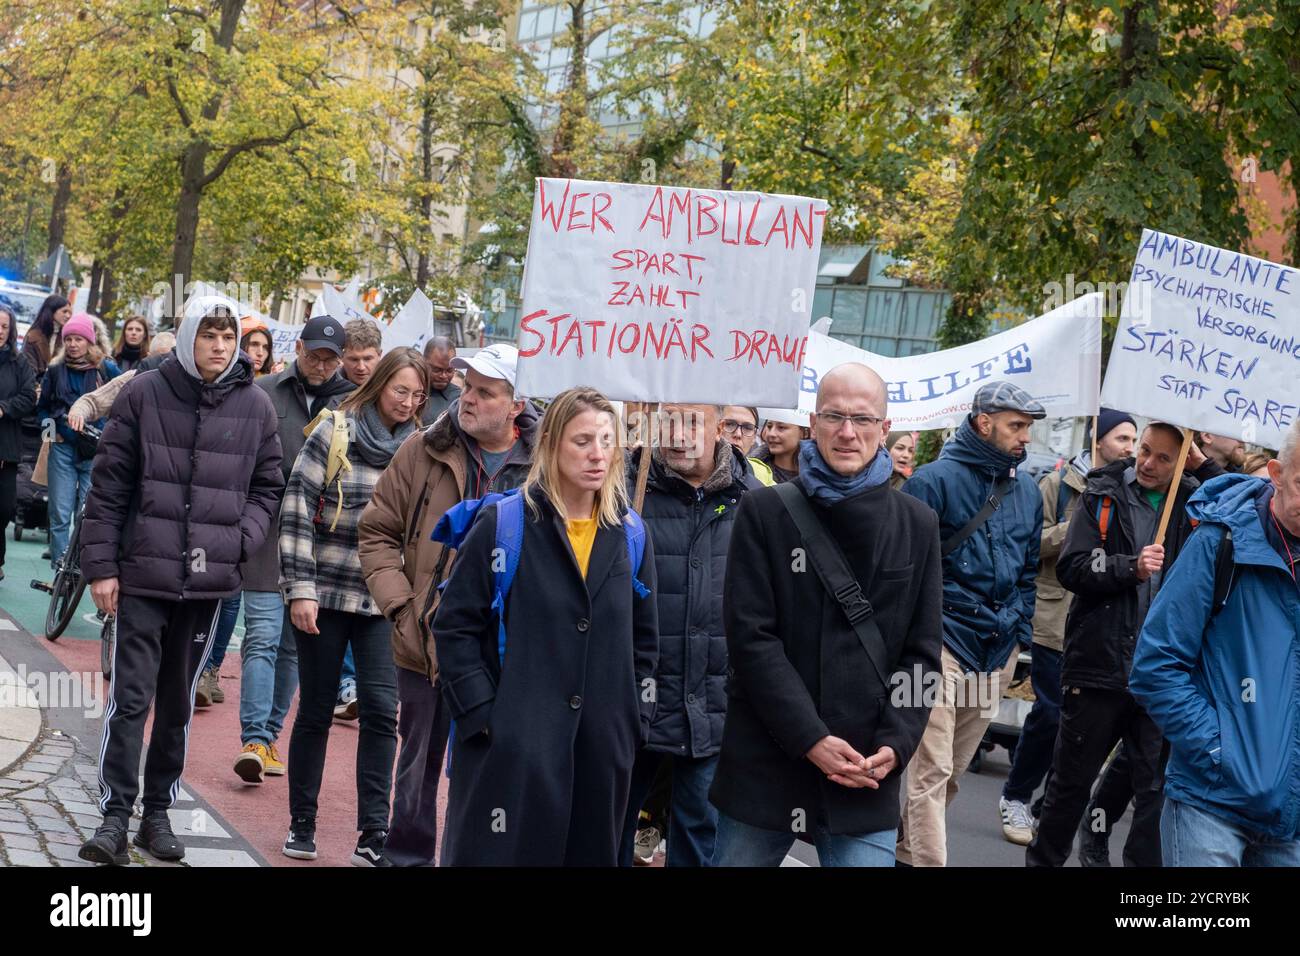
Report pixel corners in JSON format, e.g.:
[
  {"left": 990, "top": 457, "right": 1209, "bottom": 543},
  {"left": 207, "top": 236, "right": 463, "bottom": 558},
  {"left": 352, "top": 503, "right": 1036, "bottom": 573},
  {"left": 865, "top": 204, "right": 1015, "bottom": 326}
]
[{"left": 452, "top": 343, "right": 519, "bottom": 388}]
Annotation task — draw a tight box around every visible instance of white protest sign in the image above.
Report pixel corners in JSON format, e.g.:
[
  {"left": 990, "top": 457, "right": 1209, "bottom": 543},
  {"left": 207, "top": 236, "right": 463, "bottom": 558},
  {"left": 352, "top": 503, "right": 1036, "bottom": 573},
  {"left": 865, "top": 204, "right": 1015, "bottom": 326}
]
[
  {"left": 312, "top": 276, "right": 380, "bottom": 326},
  {"left": 798, "top": 292, "right": 1103, "bottom": 429},
  {"left": 1101, "top": 228, "right": 1299, "bottom": 449},
  {"left": 515, "top": 178, "right": 828, "bottom": 404},
  {"left": 383, "top": 289, "right": 435, "bottom": 354}
]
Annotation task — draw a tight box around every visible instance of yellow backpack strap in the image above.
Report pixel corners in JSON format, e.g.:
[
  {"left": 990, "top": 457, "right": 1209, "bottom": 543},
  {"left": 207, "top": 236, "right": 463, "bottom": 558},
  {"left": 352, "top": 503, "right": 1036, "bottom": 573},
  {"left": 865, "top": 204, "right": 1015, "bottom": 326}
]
[{"left": 305, "top": 409, "right": 352, "bottom": 532}]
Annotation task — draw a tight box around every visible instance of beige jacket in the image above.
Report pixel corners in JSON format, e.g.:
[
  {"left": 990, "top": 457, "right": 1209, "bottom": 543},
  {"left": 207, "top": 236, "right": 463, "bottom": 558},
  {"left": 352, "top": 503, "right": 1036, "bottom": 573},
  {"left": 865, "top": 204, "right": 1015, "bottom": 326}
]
[
  {"left": 68, "top": 370, "right": 137, "bottom": 424},
  {"left": 1031, "top": 461, "right": 1089, "bottom": 651},
  {"left": 357, "top": 419, "right": 469, "bottom": 680}
]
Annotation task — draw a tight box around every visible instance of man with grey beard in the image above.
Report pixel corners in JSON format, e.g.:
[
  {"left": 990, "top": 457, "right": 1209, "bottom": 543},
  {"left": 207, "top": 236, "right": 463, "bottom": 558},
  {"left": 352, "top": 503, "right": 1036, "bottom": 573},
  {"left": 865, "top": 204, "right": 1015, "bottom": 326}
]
[{"left": 617, "top": 403, "right": 766, "bottom": 866}]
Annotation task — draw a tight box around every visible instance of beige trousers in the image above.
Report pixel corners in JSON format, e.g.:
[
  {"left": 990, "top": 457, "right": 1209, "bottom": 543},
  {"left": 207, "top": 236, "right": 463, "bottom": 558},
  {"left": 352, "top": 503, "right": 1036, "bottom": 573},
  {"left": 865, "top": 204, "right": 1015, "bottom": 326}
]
[{"left": 895, "top": 644, "right": 1020, "bottom": 866}]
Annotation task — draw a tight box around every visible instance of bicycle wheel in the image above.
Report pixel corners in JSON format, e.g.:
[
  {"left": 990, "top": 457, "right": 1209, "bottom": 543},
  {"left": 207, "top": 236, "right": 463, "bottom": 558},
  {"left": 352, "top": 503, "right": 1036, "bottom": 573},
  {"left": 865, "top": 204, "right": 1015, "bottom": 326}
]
[
  {"left": 100, "top": 615, "right": 115, "bottom": 680},
  {"left": 44, "top": 564, "right": 85, "bottom": 641}
]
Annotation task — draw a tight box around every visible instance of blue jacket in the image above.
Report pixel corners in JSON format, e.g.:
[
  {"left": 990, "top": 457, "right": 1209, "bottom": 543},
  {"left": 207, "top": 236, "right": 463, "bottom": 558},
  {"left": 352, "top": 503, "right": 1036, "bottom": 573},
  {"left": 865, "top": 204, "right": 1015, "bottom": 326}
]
[
  {"left": 1131, "top": 474, "right": 1300, "bottom": 839},
  {"left": 903, "top": 418, "right": 1041, "bottom": 673}
]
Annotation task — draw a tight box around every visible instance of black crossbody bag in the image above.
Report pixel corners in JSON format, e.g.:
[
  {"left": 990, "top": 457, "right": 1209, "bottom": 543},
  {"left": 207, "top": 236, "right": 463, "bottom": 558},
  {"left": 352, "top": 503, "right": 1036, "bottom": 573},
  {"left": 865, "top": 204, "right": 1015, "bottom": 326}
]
[{"left": 775, "top": 482, "right": 889, "bottom": 687}]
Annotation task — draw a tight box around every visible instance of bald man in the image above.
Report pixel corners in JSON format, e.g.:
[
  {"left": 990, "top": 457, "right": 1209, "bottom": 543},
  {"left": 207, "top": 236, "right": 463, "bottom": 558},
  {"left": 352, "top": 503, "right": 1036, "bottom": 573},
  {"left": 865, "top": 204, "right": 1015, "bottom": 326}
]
[{"left": 709, "top": 362, "right": 943, "bottom": 866}]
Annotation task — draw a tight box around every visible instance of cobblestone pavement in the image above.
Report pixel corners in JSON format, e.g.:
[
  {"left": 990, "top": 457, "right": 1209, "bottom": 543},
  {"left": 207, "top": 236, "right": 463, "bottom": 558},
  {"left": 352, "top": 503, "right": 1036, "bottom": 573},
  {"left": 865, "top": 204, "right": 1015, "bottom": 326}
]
[{"left": 0, "top": 727, "right": 261, "bottom": 867}]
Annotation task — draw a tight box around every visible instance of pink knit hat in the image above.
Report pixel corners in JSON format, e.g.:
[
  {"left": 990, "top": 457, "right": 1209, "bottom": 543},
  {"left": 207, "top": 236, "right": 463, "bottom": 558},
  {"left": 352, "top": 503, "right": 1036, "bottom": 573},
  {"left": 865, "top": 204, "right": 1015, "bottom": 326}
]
[{"left": 61, "top": 313, "right": 96, "bottom": 344}]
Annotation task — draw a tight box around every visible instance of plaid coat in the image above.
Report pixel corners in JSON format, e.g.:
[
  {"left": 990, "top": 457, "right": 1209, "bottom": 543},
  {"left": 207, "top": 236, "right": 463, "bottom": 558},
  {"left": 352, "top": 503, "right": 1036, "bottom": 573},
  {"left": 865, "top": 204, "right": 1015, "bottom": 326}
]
[{"left": 279, "top": 411, "right": 388, "bottom": 616}]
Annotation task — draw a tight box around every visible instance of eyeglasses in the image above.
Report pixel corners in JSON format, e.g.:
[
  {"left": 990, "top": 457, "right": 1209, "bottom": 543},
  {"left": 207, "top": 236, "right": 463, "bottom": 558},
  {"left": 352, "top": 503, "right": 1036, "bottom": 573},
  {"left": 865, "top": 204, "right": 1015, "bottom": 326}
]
[
  {"left": 818, "top": 411, "right": 886, "bottom": 431},
  {"left": 300, "top": 350, "right": 341, "bottom": 369},
  {"left": 388, "top": 384, "right": 427, "bottom": 404},
  {"left": 721, "top": 419, "right": 757, "bottom": 436}
]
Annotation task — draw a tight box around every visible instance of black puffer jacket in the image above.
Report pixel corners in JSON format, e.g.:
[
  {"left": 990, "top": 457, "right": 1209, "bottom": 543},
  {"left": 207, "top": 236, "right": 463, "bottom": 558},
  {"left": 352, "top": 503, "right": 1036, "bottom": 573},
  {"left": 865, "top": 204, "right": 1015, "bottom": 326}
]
[
  {"left": 1056, "top": 457, "right": 1206, "bottom": 690},
  {"left": 0, "top": 342, "right": 37, "bottom": 463},
  {"left": 630, "top": 443, "right": 764, "bottom": 757},
  {"left": 80, "top": 354, "right": 284, "bottom": 600}
]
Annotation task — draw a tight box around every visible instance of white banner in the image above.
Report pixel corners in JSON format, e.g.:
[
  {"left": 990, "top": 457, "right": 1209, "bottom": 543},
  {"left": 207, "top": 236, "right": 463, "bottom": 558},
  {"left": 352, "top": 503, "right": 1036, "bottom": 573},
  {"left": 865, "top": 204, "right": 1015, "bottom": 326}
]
[
  {"left": 799, "top": 292, "right": 1103, "bottom": 429},
  {"left": 312, "top": 276, "right": 380, "bottom": 326},
  {"left": 383, "top": 288, "right": 435, "bottom": 354},
  {"left": 1101, "top": 228, "right": 1299, "bottom": 449},
  {"left": 515, "top": 178, "right": 828, "bottom": 404}
]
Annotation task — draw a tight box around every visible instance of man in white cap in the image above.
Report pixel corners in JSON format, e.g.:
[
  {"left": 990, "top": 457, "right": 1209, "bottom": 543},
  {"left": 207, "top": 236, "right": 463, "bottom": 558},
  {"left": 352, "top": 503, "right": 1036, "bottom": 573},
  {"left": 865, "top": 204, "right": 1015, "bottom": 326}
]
[{"left": 357, "top": 341, "right": 540, "bottom": 865}]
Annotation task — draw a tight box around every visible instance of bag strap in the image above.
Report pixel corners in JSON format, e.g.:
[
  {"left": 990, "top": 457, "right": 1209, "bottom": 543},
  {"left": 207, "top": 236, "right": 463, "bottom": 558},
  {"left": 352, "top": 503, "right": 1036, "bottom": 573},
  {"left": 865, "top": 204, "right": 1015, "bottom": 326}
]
[
  {"left": 941, "top": 473, "right": 1016, "bottom": 558},
  {"left": 623, "top": 510, "right": 652, "bottom": 599},
  {"left": 306, "top": 409, "right": 352, "bottom": 532},
  {"left": 491, "top": 494, "right": 526, "bottom": 667},
  {"left": 1096, "top": 495, "right": 1114, "bottom": 545},
  {"left": 775, "top": 482, "right": 889, "bottom": 688}
]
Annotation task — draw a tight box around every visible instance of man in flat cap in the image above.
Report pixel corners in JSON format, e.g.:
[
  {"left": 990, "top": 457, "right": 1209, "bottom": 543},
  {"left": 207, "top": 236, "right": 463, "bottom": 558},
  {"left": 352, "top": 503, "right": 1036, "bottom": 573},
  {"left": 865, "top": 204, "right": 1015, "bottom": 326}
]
[{"left": 896, "top": 382, "right": 1046, "bottom": 866}]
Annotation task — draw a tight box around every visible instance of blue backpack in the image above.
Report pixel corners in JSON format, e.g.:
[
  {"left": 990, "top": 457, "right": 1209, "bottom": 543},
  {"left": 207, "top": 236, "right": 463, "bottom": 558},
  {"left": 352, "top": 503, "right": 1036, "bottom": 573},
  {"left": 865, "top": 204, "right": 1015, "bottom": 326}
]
[
  {"left": 430, "top": 489, "right": 651, "bottom": 774},
  {"left": 431, "top": 488, "right": 651, "bottom": 666}
]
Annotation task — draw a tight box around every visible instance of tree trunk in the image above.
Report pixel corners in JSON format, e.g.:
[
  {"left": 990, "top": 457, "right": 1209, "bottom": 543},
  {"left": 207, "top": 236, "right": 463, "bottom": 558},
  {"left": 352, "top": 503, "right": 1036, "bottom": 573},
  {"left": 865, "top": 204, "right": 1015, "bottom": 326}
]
[
  {"left": 100, "top": 267, "right": 118, "bottom": 319},
  {"left": 169, "top": 145, "right": 209, "bottom": 321},
  {"left": 550, "top": 0, "right": 587, "bottom": 178},
  {"left": 416, "top": 90, "right": 435, "bottom": 289},
  {"left": 46, "top": 165, "right": 72, "bottom": 257},
  {"left": 18, "top": 199, "right": 34, "bottom": 279},
  {"left": 87, "top": 259, "right": 104, "bottom": 313},
  {"left": 165, "top": 0, "right": 245, "bottom": 315}
]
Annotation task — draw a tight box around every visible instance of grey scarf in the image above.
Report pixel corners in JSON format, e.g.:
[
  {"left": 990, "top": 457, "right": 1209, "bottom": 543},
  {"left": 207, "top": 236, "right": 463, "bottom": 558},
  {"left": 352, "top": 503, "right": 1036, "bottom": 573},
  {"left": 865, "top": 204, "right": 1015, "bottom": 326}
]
[{"left": 353, "top": 402, "right": 417, "bottom": 468}]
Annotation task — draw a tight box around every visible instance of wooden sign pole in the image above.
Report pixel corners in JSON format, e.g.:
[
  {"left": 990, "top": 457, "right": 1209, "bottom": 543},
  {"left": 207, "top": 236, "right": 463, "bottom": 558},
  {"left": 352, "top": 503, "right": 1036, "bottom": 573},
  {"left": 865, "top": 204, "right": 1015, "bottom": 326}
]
[
  {"left": 1090, "top": 415, "right": 1098, "bottom": 468},
  {"left": 1155, "top": 427, "right": 1194, "bottom": 546},
  {"left": 632, "top": 402, "right": 657, "bottom": 512}
]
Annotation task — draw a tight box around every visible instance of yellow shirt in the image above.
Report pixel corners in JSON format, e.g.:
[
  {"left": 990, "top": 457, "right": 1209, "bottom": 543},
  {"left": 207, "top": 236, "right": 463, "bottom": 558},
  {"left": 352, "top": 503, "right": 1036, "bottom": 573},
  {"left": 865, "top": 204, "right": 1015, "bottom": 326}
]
[{"left": 565, "top": 513, "right": 599, "bottom": 579}]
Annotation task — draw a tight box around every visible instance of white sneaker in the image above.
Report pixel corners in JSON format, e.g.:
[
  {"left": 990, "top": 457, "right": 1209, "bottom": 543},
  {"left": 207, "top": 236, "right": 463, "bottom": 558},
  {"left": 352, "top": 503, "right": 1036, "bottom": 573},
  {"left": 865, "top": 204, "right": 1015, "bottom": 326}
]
[
  {"left": 633, "top": 826, "right": 661, "bottom": 866},
  {"left": 999, "top": 796, "right": 1035, "bottom": 846}
]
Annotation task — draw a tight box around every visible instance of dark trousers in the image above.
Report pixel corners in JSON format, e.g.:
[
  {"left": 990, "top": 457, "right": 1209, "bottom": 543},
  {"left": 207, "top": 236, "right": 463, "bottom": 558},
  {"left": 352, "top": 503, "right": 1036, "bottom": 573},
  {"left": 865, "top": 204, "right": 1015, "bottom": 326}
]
[
  {"left": 1086, "top": 743, "right": 1136, "bottom": 843},
  {"left": 1027, "top": 686, "right": 1165, "bottom": 867},
  {"left": 1003, "top": 645, "right": 1062, "bottom": 804},
  {"left": 287, "top": 609, "right": 398, "bottom": 832},
  {"left": 618, "top": 750, "right": 720, "bottom": 867},
  {"left": 0, "top": 460, "right": 15, "bottom": 567},
  {"left": 384, "top": 666, "right": 451, "bottom": 866},
  {"left": 96, "top": 594, "right": 220, "bottom": 821}
]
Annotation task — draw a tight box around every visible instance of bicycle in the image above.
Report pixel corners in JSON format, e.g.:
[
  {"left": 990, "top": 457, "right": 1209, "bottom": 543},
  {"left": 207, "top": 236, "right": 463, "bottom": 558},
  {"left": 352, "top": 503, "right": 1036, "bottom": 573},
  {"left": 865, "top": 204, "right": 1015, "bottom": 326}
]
[{"left": 30, "top": 424, "right": 102, "bottom": 641}]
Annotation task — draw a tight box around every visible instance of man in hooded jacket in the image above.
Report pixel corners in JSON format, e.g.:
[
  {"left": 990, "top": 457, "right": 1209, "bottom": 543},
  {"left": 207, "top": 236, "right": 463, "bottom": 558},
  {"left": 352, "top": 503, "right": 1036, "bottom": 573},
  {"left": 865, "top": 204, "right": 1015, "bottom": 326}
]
[
  {"left": 77, "top": 306, "right": 283, "bottom": 864},
  {"left": 897, "top": 381, "right": 1045, "bottom": 866}
]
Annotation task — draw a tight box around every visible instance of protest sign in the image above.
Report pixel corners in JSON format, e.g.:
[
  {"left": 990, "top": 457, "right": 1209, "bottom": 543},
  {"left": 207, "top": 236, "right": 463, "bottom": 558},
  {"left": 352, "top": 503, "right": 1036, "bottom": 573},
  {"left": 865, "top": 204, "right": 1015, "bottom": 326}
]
[
  {"left": 797, "top": 292, "right": 1103, "bottom": 429},
  {"left": 1101, "top": 228, "right": 1299, "bottom": 450},
  {"left": 515, "top": 178, "right": 828, "bottom": 404},
  {"left": 312, "top": 276, "right": 380, "bottom": 327},
  {"left": 383, "top": 289, "right": 435, "bottom": 354}
]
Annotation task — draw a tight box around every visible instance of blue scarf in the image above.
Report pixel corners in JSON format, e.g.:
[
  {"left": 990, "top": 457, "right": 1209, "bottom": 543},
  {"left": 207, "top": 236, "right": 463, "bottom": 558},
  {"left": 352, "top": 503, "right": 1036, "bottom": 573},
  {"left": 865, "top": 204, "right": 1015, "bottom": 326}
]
[{"left": 798, "top": 439, "right": 894, "bottom": 503}]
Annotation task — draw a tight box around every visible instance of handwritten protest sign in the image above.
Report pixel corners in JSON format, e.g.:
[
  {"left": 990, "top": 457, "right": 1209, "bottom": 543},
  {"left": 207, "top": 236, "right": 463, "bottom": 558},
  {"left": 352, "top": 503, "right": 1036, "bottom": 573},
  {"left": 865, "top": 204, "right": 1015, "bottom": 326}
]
[
  {"left": 515, "top": 178, "right": 828, "bottom": 404},
  {"left": 797, "top": 292, "right": 1102, "bottom": 429},
  {"left": 1101, "top": 229, "right": 1299, "bottom": 449}
]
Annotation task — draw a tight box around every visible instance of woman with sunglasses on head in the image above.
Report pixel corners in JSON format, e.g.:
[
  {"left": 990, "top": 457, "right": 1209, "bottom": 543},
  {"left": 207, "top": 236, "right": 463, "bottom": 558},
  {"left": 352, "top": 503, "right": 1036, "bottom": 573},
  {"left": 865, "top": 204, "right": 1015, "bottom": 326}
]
[{"left": 278, "top": 347, "right": 427, "bottom": 867}]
